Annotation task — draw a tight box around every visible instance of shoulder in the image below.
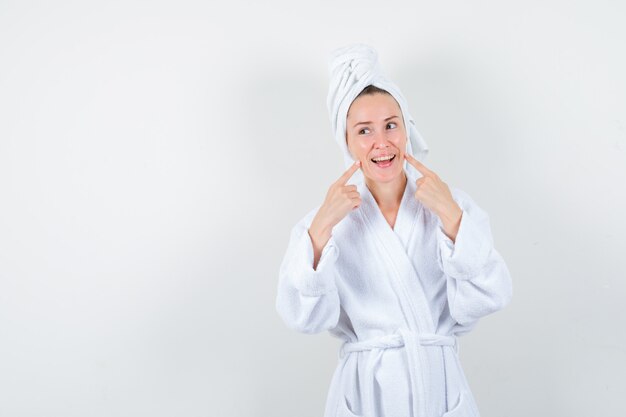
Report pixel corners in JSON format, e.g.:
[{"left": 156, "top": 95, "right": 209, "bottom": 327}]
[
  {"left": 448, "top": 185, "right": 490, "bottom": 222},
  {"left": 448, "top": 185, "right": 474, "bottom": 205},
  {"left": 291, "top": 205, "right": 321, "bottom": 231}
]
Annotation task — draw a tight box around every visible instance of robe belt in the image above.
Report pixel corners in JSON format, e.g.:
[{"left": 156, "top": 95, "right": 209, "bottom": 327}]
[{"left": 339, "top": 330, "right": 458, "bottom": 417}]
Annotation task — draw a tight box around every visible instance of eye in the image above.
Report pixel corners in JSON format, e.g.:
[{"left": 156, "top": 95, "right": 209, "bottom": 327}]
[
  {"left": 387, "top": 122, "right": 397, "bottom": 129},
  {"left": 358, "top": 127, "right": 370, "bottom": 135}
]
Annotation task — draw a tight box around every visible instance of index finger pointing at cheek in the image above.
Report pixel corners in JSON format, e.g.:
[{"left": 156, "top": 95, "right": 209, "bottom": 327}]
[
  {"left": 336, "top": 160, "right": 361, "bottom": 185},
  {"left": 404, "top": 153, "right": 432, "bottom": 176}
]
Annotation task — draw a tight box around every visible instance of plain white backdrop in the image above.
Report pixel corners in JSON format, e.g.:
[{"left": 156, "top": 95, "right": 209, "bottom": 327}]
[{"left": 1, "top": 1, "right": 625, "bottom": 416}]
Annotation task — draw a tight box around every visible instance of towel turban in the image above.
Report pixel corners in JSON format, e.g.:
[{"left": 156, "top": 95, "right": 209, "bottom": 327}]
[{"left": 326, "top": 43, "right": 429, "bottom": 181}]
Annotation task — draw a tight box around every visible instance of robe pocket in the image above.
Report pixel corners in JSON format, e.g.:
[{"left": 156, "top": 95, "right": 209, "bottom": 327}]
[
  {"left": 442, "top": 390, "right": 476, "bottom": 417},
  {"left": 336, "top": 397, "right": 363, "bottom": 417}
]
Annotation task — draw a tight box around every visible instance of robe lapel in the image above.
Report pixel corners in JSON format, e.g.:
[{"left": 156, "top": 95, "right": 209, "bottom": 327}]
[
  {"left": 392, "top": 172, "right": 420, "bottom": 250},
  {"left": 357, "top": 171, "right": 435, "bottom": 333},
  {"left": 357, "top": 172, "right": 448, "bottom": 417}
]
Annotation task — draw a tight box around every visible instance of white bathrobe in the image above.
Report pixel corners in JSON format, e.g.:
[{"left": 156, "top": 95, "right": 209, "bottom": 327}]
[{"left": 275, "top": 168, "right": 513, "bottom": 417}]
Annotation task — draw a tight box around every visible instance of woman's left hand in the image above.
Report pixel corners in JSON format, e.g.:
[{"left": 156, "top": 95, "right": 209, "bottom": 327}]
[{"left": 404, "top": 153, "right": 463, "bottom": 242}]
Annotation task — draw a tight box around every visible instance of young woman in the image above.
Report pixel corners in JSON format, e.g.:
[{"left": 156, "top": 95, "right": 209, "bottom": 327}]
[{"left": 276, "top": 44, "right": 512, "bottom": 417}]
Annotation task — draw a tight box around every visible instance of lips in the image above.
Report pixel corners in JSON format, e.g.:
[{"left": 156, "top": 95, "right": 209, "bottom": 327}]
[
  {"left": 370, "top": 154, "right": 396, "bottom": 168},
  {"left": 371, "top": 154, "right": 396, "bottom": 164}
]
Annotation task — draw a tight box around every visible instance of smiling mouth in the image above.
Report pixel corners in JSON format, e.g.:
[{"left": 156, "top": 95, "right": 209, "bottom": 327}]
[{"left": 371, "top": 154, "right": 396, "bottom": 164}]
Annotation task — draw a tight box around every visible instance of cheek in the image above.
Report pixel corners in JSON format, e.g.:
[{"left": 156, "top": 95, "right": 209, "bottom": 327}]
[
  {"left": 357, "top": 140, "right": 370, "bottom": 151},
  {"left": 391, "top": 132, "right": 407, "bottom": 148},
  {"left": 349, "top": 138, "right": 370, "bottom": 154},
  {"left": 347, "top": 139, "right": 365, "bottom": 159}
]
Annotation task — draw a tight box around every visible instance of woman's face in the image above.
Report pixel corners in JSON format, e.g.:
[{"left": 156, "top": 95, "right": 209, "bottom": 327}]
[{"left": 346, "top": 93, "right": 407, "bottom": 184}]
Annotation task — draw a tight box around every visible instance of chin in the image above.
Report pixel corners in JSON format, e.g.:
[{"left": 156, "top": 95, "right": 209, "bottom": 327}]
[{"left": 364, "top": 166, "right": 404, "bottom": 184}]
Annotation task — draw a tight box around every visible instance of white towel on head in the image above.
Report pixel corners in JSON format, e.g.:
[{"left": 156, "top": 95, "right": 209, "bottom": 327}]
[{"left": 326, "top": 43, "right": 429, "bottom": 181}]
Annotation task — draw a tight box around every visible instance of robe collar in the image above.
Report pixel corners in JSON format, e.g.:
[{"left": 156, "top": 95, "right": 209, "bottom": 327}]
[{"left": 358, "top": 169, "right": 423, "bottom": 250}]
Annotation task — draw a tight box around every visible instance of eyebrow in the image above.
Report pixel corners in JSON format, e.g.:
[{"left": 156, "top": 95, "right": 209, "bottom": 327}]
[{"left": 352, "top": 115, "right": 400, "bottom": 128}]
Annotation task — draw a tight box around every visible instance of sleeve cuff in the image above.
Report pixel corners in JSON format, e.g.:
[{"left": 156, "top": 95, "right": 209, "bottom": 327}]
[
  {"left": 290, "top": 225, "right": 339, "bottom": 296},
  {"left": 437, "top": 199, "right": 493, "bottom": 281}
]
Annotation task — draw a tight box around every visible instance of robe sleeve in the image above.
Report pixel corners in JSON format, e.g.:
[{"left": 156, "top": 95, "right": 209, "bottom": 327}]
[
  {"left": 275, "top": 211, "right": 341, "bottom": 334},
  {"left": 437, "top": 187, "right": 513, "bottom": 327}
]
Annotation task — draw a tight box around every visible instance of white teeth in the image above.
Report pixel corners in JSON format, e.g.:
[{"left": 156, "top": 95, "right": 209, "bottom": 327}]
[{"left": 372, "top": 155, "right": 394, "bottom": 162}]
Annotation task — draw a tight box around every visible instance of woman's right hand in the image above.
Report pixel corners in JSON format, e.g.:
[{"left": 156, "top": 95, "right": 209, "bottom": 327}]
[{"left": 308, "top": 161, "right": 361, "bottom": 268}]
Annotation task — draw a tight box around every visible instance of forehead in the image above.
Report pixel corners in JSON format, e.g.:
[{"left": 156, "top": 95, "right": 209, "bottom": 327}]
[{"left": 346, "top": 93, "right": 402, "bottom": 121}]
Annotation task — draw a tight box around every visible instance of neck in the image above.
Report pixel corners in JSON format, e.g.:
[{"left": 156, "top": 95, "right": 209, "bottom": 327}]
[{"left": 365, "top": 170, "right": 408, "bottom": 210}]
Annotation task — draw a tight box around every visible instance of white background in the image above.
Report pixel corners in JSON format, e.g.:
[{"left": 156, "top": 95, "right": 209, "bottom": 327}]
[{"left": 1, "top": 1, "right": 625, "bottom": 416}]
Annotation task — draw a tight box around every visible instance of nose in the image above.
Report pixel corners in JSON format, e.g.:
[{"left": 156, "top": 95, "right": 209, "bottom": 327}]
[{"left": 373, "top": 132, "right": 390, "bottom": 149}]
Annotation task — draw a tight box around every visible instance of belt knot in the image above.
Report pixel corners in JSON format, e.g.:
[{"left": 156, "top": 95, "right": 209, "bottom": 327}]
[{"left": 339, "top": 329, "right": 457, "bottom": 359}]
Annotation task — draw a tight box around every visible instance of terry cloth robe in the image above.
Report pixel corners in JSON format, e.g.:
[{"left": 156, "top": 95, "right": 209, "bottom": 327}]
[{"left": 275, "top": 168, "right": 513, "bottom": 417}]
